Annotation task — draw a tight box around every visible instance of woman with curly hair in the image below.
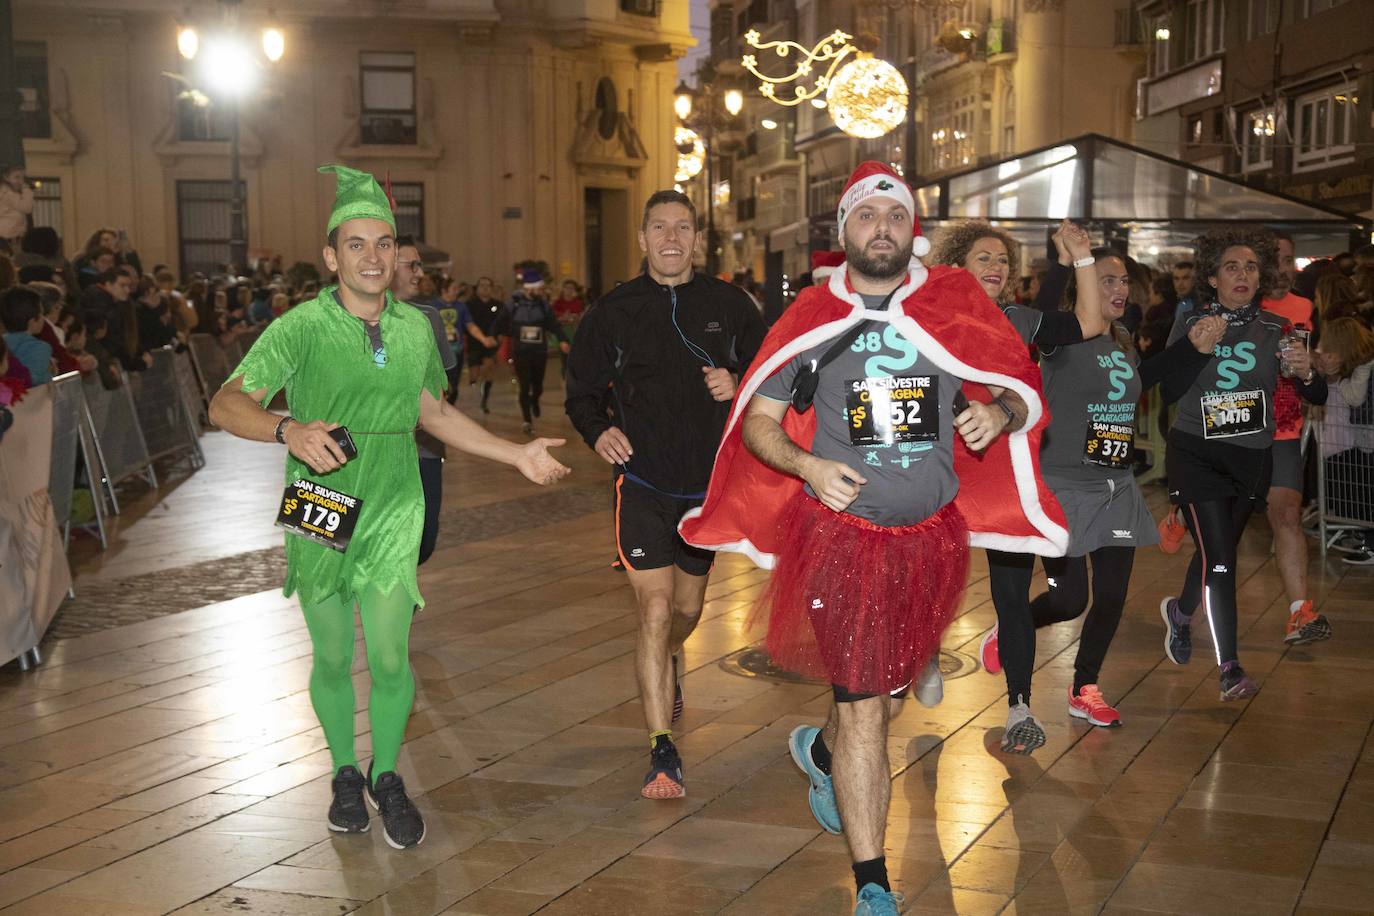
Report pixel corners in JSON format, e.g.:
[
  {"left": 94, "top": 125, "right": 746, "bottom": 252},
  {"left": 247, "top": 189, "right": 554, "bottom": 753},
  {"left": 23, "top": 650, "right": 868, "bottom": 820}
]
[
  {"left": 1158, "top": 228, "right": 1329, "bottom": 700},
  {"left": 930, "top": 218, "right": 1107, "bottom": 753}
]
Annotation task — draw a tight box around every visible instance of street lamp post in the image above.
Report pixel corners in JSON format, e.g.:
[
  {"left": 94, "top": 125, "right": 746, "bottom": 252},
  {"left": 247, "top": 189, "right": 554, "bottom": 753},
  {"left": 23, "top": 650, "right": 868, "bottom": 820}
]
[
  {"left": 674, "top": 73, "right": 743, "bottom": 278},
  {"left": 176, "top": 2, "right": 283, "bottom": 276}
]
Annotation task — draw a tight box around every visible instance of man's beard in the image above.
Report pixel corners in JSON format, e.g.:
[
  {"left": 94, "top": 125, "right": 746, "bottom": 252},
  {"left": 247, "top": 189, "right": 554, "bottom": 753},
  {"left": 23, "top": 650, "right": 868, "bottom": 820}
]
[{"left": 844, "top": 234, "right": 913, "bottom": 282}]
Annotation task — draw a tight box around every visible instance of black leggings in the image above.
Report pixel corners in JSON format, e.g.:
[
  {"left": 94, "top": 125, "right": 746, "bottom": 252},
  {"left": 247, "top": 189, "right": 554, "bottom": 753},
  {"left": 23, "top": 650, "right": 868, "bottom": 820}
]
[
  {"left": 1178, "top": 497, "right": 1256, "bottom": 667},
  {"left": 515, "top": 350, "right": 548, "bottom": 423},
  {"left": 418, "top": 455, "right": 443, "bottom": 566},
  {"left": 987, "top": 550, "right": 1035, "bottom": 706},
  {"left": 1031, "top": 546, "right": 1134, "bottom": 692}
]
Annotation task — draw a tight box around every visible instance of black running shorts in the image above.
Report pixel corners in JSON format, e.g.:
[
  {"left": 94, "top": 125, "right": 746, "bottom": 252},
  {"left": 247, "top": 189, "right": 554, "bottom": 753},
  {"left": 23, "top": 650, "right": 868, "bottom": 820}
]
[
  {"left": 1166, "top": 429, "right": 1272, "bottom": 506},
  {"left": 614, "top": 475, "right": 714, "bottom": 576},
  {"left": 466, "top": 344, "right": 498, "bottom": 368},
  {"left": 1269, "top": 437, "right": 1303, "bottom": 492}
]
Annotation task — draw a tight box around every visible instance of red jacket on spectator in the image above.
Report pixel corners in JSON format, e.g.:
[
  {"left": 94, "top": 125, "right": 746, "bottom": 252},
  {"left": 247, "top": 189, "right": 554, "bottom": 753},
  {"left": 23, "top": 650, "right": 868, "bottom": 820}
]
[{"left": 36, "top": 320, "right": 81, "bottom": 376}]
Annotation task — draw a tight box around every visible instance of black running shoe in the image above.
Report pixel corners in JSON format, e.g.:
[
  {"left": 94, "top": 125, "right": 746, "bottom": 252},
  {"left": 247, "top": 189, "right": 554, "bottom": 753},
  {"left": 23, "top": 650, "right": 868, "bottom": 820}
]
[
  {"left": 327, "top": 765, "right": 370, "bottom": 833},
  {"left": 365, "top": 767, "right": 426, "bottom": 849},
  {"left": 641, "top": 740, "right": 686, "bottom": 799}
]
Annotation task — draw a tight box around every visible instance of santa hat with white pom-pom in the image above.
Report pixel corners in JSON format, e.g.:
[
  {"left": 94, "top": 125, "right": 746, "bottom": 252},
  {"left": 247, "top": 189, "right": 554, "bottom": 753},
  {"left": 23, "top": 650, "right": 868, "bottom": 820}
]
[{"left": 835, "top": 161, "right": 930, "bottom": 260}]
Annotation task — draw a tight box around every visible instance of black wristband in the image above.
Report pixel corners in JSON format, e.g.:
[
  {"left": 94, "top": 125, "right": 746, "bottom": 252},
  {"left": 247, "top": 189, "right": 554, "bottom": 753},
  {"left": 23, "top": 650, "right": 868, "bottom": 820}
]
[
  {"left": 992, "top": 396, "right": 1015, "bottom": 426},
  {"left": 274, "top": 415, "right": 292, "bottom": 444}
]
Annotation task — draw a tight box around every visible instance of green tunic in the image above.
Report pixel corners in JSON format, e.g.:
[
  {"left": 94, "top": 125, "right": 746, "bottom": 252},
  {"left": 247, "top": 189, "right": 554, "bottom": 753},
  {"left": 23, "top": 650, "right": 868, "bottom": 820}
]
[{"left": 232, "top": 287, "right": 447, "bottom": 608}]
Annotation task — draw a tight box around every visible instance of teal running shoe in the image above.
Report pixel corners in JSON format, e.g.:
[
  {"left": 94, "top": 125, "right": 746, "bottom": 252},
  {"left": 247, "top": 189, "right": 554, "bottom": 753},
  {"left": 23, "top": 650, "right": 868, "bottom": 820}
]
[{"left": 788, "top": 725, "right": 841, "bottom": 834}]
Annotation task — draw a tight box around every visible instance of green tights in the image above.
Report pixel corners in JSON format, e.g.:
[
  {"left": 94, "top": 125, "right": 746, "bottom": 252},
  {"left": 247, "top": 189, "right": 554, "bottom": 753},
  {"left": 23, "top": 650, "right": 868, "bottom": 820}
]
[{"left": 301, "top": 585, "right": 415, "bottom": 775}]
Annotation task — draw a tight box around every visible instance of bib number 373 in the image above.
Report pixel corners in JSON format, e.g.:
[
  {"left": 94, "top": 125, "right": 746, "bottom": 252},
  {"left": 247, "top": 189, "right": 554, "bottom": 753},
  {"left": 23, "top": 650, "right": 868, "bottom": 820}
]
[
  {"left": 276, "top": 478, "right": 363, "bottom": 552},
  {"left": 1083, "top": 420, "right": 1135, "bottom": 469},
  {"left": 846, "top": 375, "right": 939, "bottom": 447}
]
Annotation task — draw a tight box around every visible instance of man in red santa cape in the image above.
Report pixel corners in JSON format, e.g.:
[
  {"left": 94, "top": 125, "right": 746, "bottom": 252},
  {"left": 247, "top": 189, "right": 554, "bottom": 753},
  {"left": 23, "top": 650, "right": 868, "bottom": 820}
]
[{"left": 678, "top": 161, "right": 1067, "bottom": 915}]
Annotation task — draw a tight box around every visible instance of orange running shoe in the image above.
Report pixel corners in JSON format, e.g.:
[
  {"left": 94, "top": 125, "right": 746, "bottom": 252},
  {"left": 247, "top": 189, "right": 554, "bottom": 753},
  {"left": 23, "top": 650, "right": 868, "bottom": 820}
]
[
  {"left": 1284, "top": 600, "right": 1333, "bottom": 646},
  {"left": 1158, "top": 508, "right": 1187, "bottom": 554},
  {"left": 641, "top": 740, "right": 685, "bottom": 799}
]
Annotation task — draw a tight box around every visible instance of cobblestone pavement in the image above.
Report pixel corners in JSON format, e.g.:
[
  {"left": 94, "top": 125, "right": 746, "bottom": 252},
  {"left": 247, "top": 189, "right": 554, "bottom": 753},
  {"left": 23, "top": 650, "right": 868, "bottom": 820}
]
[{"left": 46, "top": 482, "right": 610, "bottom": 640}]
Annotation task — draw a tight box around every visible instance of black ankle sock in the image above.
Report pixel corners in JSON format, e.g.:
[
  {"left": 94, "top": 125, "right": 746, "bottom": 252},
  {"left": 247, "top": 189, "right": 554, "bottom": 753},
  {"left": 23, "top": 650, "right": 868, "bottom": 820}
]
[
  {"left": 810, "top": 732, "right": 832, "bottom": 775},
  {"left": 852, "top": 857, "right": 889, "bottom": 893}
]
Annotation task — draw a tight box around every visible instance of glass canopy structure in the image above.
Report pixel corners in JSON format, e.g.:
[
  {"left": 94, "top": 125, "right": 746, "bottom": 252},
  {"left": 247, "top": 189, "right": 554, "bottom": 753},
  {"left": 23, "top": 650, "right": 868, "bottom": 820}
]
[{"left": 911, "top": 134, "right": 1371, "bottom": 264}]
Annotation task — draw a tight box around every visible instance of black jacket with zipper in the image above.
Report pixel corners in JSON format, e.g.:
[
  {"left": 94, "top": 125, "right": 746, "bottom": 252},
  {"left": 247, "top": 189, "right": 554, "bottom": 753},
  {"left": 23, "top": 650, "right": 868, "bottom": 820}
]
[{"left": 565, "top": 272, "right": 766, "bottom": 495}]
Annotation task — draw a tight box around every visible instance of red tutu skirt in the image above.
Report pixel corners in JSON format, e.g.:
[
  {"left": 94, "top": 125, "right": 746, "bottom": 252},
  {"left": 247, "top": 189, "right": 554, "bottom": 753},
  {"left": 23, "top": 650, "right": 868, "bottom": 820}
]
[{"left": 752, "top": 497, "right": 969, "bottom": 695}]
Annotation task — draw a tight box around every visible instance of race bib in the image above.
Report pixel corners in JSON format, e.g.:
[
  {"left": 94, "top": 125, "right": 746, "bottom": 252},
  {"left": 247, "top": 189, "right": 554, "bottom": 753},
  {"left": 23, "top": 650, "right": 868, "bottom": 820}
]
[
  {"left": 1201, "top": 389, "right": 1266, "bottom": 440},
  {"left": 276, "top": 478, "right": 363, "bottom": 552},
  {"left": 519, "top": 326, "right": 544, "bottom": 344},
  {"left": 1083, "top": 420, "right": 1134, "bottom": 469},
  {"left": 846, "top": 376, "right": 939, "bottom": 447}
]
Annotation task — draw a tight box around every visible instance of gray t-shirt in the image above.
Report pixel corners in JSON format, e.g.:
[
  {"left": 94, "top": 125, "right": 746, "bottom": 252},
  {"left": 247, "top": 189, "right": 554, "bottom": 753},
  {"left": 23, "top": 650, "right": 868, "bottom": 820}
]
[
  {"left": 408, "top": 299, "right": 457, "bottom": 460},
  {"left": 1039, "top": 328, "right": 1141, "bottom": 481},
  {"left": 1167, "top": 308, "right": 1286, "bottom": 450},
  {"left": 757, "top": 293, "right": 960, "bottom": 526},
  {"left": 1000, "top": 304, "right": 1044, "bottom": 346}
]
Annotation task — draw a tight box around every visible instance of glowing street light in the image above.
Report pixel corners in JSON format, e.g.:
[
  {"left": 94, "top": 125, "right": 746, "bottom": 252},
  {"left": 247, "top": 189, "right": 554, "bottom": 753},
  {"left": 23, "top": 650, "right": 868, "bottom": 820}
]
[
  {"left": 171, "top": 3, "right": 285, "bottom": 275},
  {"left": 723, "top": 88, "right": 744, "bottom": 117},
  {"left": 200, "top": 35, "right": 259, "bottom": 97},
  {"left": 261, "top": 27, "right": 285, "bottom": 63},
  {"left": 177, "top": 25, "right": 199, "bottom": 60},
  {"left": 674, "top": 82, "right": 694, "bottom": 120}
]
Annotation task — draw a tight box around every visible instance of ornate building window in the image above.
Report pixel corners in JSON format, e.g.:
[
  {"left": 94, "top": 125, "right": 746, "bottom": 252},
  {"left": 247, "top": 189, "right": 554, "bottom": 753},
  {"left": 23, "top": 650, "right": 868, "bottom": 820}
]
[{"left": 360, "top": 52, "right": 417, "bottom": 145}]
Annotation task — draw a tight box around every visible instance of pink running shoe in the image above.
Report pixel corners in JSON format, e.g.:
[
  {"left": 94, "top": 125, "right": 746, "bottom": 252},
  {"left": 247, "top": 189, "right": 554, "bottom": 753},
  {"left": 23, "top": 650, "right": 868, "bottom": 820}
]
[
  {"left": 1068, "top": 684, "right": 1121, "bottom": 728},
  {"left": 980, "top": 625, "right": 1001, "bottom": 676}
]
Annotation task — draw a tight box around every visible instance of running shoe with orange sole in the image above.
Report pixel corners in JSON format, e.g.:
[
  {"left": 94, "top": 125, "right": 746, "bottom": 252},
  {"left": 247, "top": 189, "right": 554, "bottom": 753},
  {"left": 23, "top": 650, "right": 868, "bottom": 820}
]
[
  {"left": 1158, "top": 508, "right": 1187, "bottom": 554},
  {"left": 641, "top": 741, "right": 685, "bottom": 799},
  {"left": 1284, "top": 600, "right": 1333, "bottom": 645}
]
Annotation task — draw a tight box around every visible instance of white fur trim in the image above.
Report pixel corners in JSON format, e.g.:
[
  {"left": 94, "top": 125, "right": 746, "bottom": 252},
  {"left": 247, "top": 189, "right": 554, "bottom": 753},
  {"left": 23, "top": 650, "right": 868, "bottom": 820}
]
[
  {"left": 837, "top": 173, "right": 915, "bottom": 238},
  {"left": 912, "top": 236, "right": 931, "bottom": 258},
  {"left": 679, "top": 506, "right": 776, "bottom": 569}
]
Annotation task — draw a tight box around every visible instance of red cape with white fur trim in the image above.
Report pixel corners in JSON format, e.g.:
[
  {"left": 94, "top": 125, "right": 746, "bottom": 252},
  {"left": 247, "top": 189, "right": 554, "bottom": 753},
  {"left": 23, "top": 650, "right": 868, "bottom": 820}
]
[{"left": 678, "top": 261, "right": 1069, "bottom": 567}]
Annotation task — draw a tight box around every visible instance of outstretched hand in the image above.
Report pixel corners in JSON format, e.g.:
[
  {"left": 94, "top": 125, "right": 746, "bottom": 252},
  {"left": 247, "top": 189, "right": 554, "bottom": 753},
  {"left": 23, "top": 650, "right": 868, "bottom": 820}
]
[{"left": 516, "top": 437, "right": 571, "bottom": 485}]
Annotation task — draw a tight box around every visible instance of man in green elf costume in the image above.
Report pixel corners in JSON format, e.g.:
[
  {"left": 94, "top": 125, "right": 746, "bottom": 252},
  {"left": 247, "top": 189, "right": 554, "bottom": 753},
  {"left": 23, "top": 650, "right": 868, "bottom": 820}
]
[{"left": 210, "top": 164, "right": 570, "bottom": 849}]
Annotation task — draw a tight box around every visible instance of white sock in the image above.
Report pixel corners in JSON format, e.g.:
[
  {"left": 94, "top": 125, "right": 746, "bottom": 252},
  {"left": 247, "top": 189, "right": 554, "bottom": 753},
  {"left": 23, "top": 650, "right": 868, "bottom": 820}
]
[{"left": 1289, "top": 599, "right": 1308, "bottom": 614}]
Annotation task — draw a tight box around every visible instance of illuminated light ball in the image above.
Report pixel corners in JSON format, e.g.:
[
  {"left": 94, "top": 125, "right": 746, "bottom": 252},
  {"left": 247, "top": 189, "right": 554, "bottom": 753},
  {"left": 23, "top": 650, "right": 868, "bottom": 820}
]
[
  {"left": 674, "top": 126, "right": 704, "bottom": 182},
  {"left": 825, "top": 55, "right": 908, "bottom": 139}
]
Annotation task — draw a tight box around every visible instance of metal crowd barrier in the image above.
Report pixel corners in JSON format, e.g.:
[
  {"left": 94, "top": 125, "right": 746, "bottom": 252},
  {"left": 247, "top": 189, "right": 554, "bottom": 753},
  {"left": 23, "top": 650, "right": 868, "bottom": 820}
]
[
  {"left": 127, "top": 349, "right": 205, "bottom": 471},
  {"left": 174, "top": 348, "right": 209, "bottom": 429},
  {"left": 48, "top": 372, "right": 110, "bottom": 551},
  {"left": 81, "top": 369, "right": 156, "bottom": 507},
  {"left": 1134, "top": 385, "right": 1168, "bottom": 486},
  {"left": 1313, "top": 391, "right": 1374, "bottom": 556}
]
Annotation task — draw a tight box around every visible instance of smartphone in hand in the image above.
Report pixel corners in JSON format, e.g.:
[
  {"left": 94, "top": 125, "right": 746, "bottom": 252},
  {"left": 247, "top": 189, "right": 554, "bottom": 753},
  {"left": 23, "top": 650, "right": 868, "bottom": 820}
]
[{"left": 328, "top": 426, "right": 358, "bottom": 461}]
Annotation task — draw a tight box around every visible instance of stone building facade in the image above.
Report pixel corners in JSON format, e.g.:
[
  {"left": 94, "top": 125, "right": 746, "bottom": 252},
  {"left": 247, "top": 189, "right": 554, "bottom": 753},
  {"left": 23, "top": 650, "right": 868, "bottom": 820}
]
[{"left": 14, "top": 0, "right": 692, "bottom": 293}]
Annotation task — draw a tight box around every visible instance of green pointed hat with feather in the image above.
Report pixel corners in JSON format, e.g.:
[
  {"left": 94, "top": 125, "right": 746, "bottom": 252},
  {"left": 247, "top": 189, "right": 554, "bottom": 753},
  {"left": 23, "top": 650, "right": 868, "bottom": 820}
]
[{"left": 318, "top": 164, "right": 396, "bottom": 235}]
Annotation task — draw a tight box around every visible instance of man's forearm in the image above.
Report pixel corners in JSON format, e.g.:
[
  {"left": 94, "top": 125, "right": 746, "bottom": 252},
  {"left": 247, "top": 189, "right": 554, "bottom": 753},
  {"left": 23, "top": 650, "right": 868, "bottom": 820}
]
[
  {"left": 742, "top": 411, "right": 814, "bottom": 479},
  {"left": 208, "top": 381, "right": 281, "bottom": 441},
  {"left": 986, "top": 387, "right": 1028, "bottom": 433},
  {"left": 423, "top": 399, "right": 523, "bottom": 465}
]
